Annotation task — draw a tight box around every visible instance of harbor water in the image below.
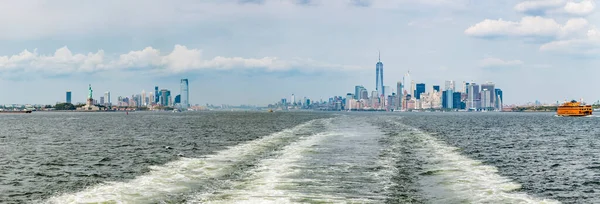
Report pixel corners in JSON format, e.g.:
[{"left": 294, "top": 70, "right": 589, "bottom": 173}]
[{"left": 0, "top": 112, "right": 597, "bottom": 203}]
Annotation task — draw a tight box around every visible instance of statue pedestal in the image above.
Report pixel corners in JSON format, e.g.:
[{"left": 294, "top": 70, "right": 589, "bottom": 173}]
[{"left": 77, "top": 98, "right": 102, "bottom": 111}]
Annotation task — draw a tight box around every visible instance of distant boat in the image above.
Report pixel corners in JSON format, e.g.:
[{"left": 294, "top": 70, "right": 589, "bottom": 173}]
[
  {"left": 268, "top": 109, "right": 273, "bottom": 113},
  {"left": 172, "top": 109, "right": 181, "bottom": 113},
  {"left": 557, "top": 100, "right": 592, "bottom": 117}
]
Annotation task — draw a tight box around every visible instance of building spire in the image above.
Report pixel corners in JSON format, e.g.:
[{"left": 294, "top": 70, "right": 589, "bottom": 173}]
[{"left": 378, "top": 50, "right": 381, "bottom": 62}]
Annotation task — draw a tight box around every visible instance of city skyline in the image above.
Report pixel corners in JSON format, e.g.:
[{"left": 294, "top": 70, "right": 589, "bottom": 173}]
[{"left": 0, "top": 1, "right": 597, "bottom": 105}]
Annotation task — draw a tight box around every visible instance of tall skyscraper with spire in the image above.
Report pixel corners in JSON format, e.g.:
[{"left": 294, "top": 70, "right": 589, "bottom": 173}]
[{"left": 375, "top": 51, "right": 384, "bottom": 98}]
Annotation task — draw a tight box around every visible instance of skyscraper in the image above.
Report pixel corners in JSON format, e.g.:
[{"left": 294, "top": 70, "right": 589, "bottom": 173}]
[
  {"left": 433, "top": 85, "right": 440, "bottom": 92},
  {"left": 66, "top": 91, "right": 71, "bottom": 104},
  {"left": 154, "top": 86, "right": 159, "bottom": 104},
  {"left": 354, "top": 85, "right": 365, "bottom": 100},
  {"left": 396, "top": 81, "right": 403, "bottom": 110},
  {"left": 291, "top": 94, "right": 296, "bottom": 105},
  {"left": 415, "top": 83, "right": 425, "bottom": 100},
  {"left": 445, "top": 90, "right": 454, "bottom": 109},
  {"left": 495, "top": 89, "right": 503, "bottom": 110},
  {"left": 375, "top": 52, "right": 384, "bottom": 97},
  {"left": 359, "top": 88, "right": 369, "bottom": 100},
  {"left": 160, "top": 89, "right": 171, "bottom": 106},
  {"left": 141, "top": 90, "right": 146, "bottom": 106},
  {"left": 481, "top": 82, "right": 495, "bottom": 108},
  {"left": 410, "top": 80, "right": 415, "bottom": 98},
  {"left": 472, "top": 84, "right": 481, "bottom": 109},
  {"left": 180, "top": 79, "right": 189, "bottom": 108},
  {"left": 445, "top": 80, "right": 455, "bottom": 92},
  {"left": 175, "top": 94, "right": 181, "bottom": 104},
  {"left": 482, "top": 89, "right": 492, "bottom": 109},
  {"left": 104, "top": 91, "right": 111, "bottom": 107},
  {"left": 453, "top": 92, "right": 462, "bottom": 110}
]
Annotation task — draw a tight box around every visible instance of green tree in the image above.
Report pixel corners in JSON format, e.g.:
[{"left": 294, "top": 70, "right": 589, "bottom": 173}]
[{"left": 55, "top": 103, "right": 76, "bottom": 110}]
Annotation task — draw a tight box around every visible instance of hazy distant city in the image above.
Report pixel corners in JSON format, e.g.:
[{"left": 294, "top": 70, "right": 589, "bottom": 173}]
[
  {"left": 269, "top": 54, "right": 505, "bottom": 112},
  {"left": 0, "top": 53, "right": 584, "bottom": 112}
]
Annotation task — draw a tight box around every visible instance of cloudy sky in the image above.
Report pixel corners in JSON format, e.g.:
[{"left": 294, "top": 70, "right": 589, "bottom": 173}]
[{"left": 0, "top": 0, "right": 598, "bottom": 105}]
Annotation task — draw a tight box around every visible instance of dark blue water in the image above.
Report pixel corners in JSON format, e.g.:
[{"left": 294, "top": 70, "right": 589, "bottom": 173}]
[{"left": 0, "top": 111, "right": 596, "bottom": 203}]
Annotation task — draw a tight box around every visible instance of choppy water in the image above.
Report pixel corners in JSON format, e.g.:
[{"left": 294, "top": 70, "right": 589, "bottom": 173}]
[{"left": 0, "top": 111, "right": 597, "bottom": 203}]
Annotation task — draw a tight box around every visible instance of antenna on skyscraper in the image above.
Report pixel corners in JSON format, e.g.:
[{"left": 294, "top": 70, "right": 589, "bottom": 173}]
[{"left": 378, "top": 50, "right": 380, "bottom": 62}]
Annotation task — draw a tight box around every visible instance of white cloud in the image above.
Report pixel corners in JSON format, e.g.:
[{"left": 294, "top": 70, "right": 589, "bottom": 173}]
[
  {"left": 0, "top": 47, "right": 107, "bottom": 74},
  {"left": 465, "top": 16, "right": 589, "bottom": 38},
  {"left": 514, "top": 0, "right": 596, "bottom": 16},
  {"left": 478, "top": 57, "right": 524, "bottom": 68},
  {"left": 563, "top": 0, "right": 596, "bottom": 15},
  {"left": 0, "top": 45, "right": 361, "bottom": 75},
  {"left": 540, "top": 28, "right": 600, "bottom": 54}
]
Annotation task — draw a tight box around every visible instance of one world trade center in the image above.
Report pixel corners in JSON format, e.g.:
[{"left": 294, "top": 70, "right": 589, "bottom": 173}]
[{"left": 375, "top": 52, "right": 384, "bottom": 98}]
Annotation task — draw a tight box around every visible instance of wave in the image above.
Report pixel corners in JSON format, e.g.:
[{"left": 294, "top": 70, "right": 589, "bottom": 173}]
[
  {"left": 43, "top": 118, "right": 329, "bottom": 204},
  {"left": 390, "top": 121, "right": 559, "bottom": 204}
]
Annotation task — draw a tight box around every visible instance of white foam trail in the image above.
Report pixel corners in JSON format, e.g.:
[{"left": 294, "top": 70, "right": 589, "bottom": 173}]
[
  {"left": 44, "top": 119, "right": 325, "bottom": 204},
  {"left": 194, "top": 131, "right": 335, "bottom": 203},
  {"left": 394, "top": 121, "right": 559, "bottom": 204},
  {"left": 194, "top": 117, "right": 380, "bottom": 204}
]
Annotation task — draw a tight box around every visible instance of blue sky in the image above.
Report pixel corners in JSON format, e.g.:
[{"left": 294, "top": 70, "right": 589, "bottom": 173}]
[{"left": 0, "top": 0, "right": 598, "bottom": 105}]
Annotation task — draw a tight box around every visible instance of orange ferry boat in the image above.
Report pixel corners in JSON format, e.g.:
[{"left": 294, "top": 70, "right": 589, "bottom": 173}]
[{"left": 556, "top": 100, "right": 592, "bottom": 117}]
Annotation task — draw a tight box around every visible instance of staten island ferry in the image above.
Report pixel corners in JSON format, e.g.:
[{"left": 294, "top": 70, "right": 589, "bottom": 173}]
[{"left": 556, "top": 100, "right": 592, "bottom": 117}]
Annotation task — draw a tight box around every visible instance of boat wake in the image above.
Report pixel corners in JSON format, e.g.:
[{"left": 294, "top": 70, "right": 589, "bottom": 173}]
[
  {"left": 386, "top": 120, "right": 559, "bottom": 204},
  {"left": 43, "top": 118, "right": 331, "bottom": 204},
  {"left": 42, "top": 115, "right": 560, "bottom": 203}
]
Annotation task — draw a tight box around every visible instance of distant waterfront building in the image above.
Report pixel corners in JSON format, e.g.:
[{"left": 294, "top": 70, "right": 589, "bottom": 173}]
[
  {"left": 354, "top": 85, "right": 364, "bottom": 100},
  {"left": 445, "top": 80, "right": 455, "bottom": 92},
  {"left": 481, "top": 82, "right": 495, "bottom": 108},
  {"left": 415, "top": 83, "right": 425, "bottom": 100},
  {"left": 291, "top": 94, "right": 296, "bottom": 105},
  {"left": 467, "top": 83, "right": 479, "bottom": 109},
  {"left": 359, "top": 88, "right": 369, "bottom": 100},
  {"left": 433, "top": 85, "right": 440, "bottom": 93},
  {"left": 180, "top": 79, "right": 189, "bottom": 108},
  {"left": 371, "top": 91, "right": 379, "bottom": 109},
  {"left": 453, "top": 92, "right": 462, "bottom": 110},
  {"left": 104, "top": 92, "right": 111, "bottom": 107},
  {"left": 100, "top": 96, "right": 105, "bottom": 105},
  {"left": 66, "top": 91, "right": 72, "bottom": 104},
  {"left": 482, "top": 89, "right": 492, "bottom": 109},
  {"left": 495, "top": 89, "right": 503, "bottom": 110},
  {"left": 141, "top": 90, "right": 147, "bottom": 106},
  {"left": 175, "top": 94, "right": 181, "bottom": 105},
  {"left": 376, "top": 52, "right": 384, "bottom": 98},
  {"left": 160, "top": 89, "right": 171, "bottom": 106},
  {"left": 442, "top": 90, "right": 453, "bottom": 109},
  {"left": 346, "top": 93, "right": 354, "bottom": 110},
  {"left": 396, "top": 81, "right": 403, "bottom": 110},
  {"left": 147, "top": 92, "right": 153, "bottom": 106},
  {"left": 472, "top": 84, "right": 481, "bottom": 109},
  {"left": 135, "top": 94, "right": 142, "bottom": 107},
  {"left": 154, "top": 86, "right": 160, "bottom": 104}
]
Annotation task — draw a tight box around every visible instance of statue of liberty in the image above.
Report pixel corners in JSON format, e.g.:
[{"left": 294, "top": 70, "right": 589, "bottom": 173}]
[{"left": 88, "top": 84, "right": 93, "bottom": 99}]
